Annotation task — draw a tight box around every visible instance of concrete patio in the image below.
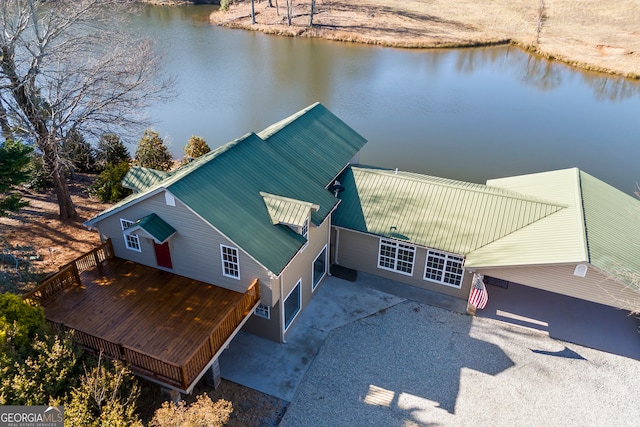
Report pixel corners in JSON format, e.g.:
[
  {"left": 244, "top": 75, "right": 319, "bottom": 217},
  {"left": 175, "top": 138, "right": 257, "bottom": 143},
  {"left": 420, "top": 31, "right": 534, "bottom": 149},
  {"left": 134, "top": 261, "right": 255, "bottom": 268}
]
[{"left": 219, "top": 271, "right": 639, "bottom": 408}]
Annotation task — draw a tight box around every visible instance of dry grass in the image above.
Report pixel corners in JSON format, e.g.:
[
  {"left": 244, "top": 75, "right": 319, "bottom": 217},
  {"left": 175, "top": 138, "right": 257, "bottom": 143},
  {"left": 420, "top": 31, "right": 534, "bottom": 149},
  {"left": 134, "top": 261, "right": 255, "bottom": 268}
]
[
  {"left": 210, "top": 0, "right": 640, "bottom": 78},
  {"left": 0, "top": 174, "right": 107, "bottom": 277}
]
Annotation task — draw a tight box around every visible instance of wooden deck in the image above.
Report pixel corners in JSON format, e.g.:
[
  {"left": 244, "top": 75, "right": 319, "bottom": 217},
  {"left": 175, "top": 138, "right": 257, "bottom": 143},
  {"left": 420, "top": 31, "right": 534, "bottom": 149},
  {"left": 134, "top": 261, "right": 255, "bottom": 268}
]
[{"left": 24, "top": 241, "right": 260, "bottom": 391}]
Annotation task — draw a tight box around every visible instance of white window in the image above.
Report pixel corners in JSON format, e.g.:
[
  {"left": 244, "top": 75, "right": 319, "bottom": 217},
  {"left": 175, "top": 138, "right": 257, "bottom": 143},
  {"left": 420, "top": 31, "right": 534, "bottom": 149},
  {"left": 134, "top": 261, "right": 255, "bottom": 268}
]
[
  {"left": 424, "top": 250, "right": 464, "bottom": 288},
  {"left": 312, "top": 245, "right": 327, "bottom": 291},
  {"left": 220, "top": 245, "right": 240, "bottom": 279},
  {"left": 283, "top": 279, "right": 302, "bottom": 332},
  {"left": 300, "top": 217, "right": 309, "bottom": 240},
  {"left": 120, "top": 219, "right": 141, "bottom": 252},
  {"left": 377, "top": 239, "right": 416, "bottom": 276},
  {"left": 254, "top": 303, "right": 270, "bottom": 319}
]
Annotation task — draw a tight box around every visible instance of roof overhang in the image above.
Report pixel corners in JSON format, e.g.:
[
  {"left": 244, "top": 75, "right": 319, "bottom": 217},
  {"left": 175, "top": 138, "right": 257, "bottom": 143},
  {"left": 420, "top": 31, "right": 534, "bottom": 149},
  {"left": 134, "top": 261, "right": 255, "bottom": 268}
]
[{"left": 126, "top": 213, "right": 177, "bottom": 244}]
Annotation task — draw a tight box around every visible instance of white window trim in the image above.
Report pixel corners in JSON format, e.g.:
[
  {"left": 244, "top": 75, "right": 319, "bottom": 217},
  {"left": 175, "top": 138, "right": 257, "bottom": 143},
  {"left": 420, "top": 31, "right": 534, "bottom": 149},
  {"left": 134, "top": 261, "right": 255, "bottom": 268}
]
[
  {"left": 120, "top": 219, "right": 141, "bottom": 252},
  {"left": 424, "top": 249, "right": 465, "bottom": 289},
  {"left": 254, "top": 303, "right": 270, "bottom": 320},
  {"left": 377, "top": 238, "right": 416, "bottom": 277},
  {"left": 283, "top": 279, "right": 302, "bottom": 332},
  {"left": 312, "top": 244, "right": 328, "bottom": 292},
  {"left": 300, "top": 217, "right": 309, "bottom": 240},
  {"left": 220, "top": 244, "right": 241, "bottom": 280}
]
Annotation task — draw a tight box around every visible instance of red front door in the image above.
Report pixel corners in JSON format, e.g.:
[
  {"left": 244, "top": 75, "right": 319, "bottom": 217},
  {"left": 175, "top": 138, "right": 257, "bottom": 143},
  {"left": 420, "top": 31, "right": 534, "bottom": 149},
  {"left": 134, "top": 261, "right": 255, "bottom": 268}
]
[{"left": 154, "top": 242, "right": 173, "bottom": 269}]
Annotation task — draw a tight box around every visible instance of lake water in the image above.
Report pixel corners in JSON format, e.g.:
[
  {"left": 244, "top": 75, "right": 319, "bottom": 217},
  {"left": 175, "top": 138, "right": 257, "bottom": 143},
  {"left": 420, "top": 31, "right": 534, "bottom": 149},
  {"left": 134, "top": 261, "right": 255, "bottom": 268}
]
[{"left": 133, "top": 5, "right": 640, "bottom": 194}]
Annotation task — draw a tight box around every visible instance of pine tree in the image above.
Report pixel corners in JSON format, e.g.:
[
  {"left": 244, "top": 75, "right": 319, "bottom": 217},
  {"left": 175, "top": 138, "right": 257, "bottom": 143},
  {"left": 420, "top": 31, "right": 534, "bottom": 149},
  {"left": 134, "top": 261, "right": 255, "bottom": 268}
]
[
  {"left": 96, "top": 133, "right": 131, "bottom": 169},
  {"left": 133, "top": 130, "right": 173, "bottom": 172},
  {"left": 182, "top": 135, "right": 211, "bottom": 164},
  {"left": 0, "top": 140, "right": 33, "bottom": 216}
]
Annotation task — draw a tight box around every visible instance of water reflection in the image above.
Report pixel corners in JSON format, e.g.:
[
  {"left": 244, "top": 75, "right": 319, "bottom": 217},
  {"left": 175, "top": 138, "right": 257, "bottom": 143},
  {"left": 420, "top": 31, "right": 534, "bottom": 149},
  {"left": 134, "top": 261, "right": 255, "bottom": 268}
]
[
  {"left": 455, "top": 46, "right": 640, "bottom": 100},
  {"left": 127, "top": 5, "right": 640, "bottom": 194}
]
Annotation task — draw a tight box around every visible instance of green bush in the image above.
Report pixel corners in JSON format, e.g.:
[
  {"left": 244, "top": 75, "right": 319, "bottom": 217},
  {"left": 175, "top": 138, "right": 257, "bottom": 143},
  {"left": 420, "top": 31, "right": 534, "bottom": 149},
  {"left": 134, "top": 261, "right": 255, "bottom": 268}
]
[
  {"left": 150, "top": 394, "right": 232, "bottom": 427},
  {"left": 133, "top": 130, "right": 173, "bottom": 172},
  {"left": 220, "top": 0, "right": 232, "bottom": 12},
  {"left": 90, "top": 161, "right": 133, "bottom": 203},
  {"left": 1, "top": 332, "right": 80, "bottom": 406},
  {"left": 0, "top": 293, "right": 45, "bottom": 350},
  {"left": 64, "top": 356, "right": 143, "bottom": 427},
  {"left": 26, "top": 153, "right": 53, "bottom": 191}
]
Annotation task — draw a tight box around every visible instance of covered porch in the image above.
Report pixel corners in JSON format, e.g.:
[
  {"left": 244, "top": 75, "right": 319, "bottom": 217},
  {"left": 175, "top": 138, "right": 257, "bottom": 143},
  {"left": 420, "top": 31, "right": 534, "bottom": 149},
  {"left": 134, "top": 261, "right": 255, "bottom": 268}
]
[{"left": 23, "top": 240, "right": 260, "bottom": 393}]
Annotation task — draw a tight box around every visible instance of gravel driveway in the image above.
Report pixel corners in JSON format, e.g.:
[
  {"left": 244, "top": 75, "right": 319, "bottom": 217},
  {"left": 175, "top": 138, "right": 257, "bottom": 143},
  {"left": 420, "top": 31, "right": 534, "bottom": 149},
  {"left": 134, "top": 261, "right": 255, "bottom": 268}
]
[{"left": 280, "top": 300, "right": 639, "bottom": 426}]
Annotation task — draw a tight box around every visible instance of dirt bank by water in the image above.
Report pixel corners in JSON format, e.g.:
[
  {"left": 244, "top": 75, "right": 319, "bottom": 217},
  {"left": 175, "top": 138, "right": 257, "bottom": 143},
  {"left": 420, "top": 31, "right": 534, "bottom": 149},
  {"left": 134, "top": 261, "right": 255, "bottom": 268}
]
[{"left": 208, "top": 0, "right": 640, "bottom": 79}]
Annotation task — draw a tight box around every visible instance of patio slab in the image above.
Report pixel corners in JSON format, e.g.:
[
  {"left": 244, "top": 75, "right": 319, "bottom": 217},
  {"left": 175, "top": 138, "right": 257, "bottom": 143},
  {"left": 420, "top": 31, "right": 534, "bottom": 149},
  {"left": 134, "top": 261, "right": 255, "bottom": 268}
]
[{"left": 219, "top": 275, "right": 406, "bottom": 401}]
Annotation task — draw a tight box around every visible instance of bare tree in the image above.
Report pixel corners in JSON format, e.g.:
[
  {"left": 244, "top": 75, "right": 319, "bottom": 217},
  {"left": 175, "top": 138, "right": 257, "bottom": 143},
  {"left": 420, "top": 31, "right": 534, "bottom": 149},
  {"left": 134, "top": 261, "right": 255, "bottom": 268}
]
[
  {"left": 286, "top": 0, "right": 293, "bottom": 25},
  {"left": 252, "top": 0, "right": 256, "bottom": 24},
  {"left": 310, "top": 0, "right": 316, "bottom": 27},
  {"left": 0, "top": 0, "right": 172, "bottom": 219}
]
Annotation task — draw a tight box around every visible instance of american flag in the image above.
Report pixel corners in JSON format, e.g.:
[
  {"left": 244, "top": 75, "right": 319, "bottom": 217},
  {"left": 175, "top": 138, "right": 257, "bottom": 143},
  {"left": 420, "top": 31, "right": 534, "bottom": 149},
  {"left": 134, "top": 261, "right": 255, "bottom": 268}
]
[{"left": 469, "top": 273, "right": 488, "bottom": 309}]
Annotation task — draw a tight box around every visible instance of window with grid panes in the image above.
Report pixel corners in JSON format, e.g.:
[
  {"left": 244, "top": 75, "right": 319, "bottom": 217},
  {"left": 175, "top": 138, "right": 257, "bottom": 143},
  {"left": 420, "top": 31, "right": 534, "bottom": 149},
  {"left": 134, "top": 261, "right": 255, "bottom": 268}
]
[
  {"left": 221, "top": 245, "right": 240, "bottom": 279},
  {"left": 377, "top": 238, "right": 416, "bottom": 276},
  {"left": 424, "top": 250, "right": 464, "bottom": 288},
  {"left": 120, "top": 219, "right": 141, "bottom": 252}
]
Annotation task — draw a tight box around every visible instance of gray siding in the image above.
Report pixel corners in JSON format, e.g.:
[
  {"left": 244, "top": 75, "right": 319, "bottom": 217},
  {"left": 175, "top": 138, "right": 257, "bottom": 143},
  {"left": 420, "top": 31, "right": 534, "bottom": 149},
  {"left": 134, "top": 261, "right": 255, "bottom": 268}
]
[
  {"left": 243, "top": 215, "right": 331, "bottom": 342},
  {"left": 243, "top": 287, "right": 282, "bottom": 343},
  {"left": 96, "top": 191, "right": 273, "bottom": 300},
  {"left": 280, "top": 216, "right": 331, "bottom": 339},
  {"left": 476, "top": 264, "right": 640, "bottom": 311},
  {"left": 335, "top": 227, "right": 472, "bottom": 300}
]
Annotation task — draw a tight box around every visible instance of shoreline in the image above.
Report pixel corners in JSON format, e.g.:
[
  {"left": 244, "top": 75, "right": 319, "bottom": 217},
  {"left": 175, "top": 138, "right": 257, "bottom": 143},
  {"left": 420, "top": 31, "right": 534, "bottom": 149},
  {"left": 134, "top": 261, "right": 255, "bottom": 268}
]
[{"left": 205, "top": 0, "right": 640, "bottom": 80}]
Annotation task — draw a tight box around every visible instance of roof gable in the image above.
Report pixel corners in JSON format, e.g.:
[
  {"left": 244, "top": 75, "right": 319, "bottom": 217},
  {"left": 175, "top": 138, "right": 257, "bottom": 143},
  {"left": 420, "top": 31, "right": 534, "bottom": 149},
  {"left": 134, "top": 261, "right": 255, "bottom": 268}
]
[
  {"left": 466, "top": 168, "right": 588, "bottom": 267},
  {"left": 334, "top": 166, "right": 564, "bottom": 255},
  {"left": 86, "top": 103, "right": 366, "bottom": 275},
  {"left": 261, "top": 192, "right": 319, "bottom": 228}
]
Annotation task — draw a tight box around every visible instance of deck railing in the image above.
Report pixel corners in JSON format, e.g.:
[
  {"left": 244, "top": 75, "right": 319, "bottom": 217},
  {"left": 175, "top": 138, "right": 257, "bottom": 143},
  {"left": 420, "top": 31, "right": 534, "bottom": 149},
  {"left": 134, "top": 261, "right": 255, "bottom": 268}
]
[
  {"left": 46, "top": 278, "right": 260, "bottom": 391},
  {"left": 23, "top": 239, "right": 114, "bottom": 307},
  {"left": 176, "top": 278, "right": 260, "bottom": 389}
]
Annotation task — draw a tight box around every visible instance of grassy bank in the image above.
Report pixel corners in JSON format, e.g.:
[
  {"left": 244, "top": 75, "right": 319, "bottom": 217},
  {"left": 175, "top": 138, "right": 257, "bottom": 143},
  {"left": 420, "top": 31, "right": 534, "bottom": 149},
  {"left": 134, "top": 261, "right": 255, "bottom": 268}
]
[{"left": 209, "top": 0, "right": 640, "bottom": 79}]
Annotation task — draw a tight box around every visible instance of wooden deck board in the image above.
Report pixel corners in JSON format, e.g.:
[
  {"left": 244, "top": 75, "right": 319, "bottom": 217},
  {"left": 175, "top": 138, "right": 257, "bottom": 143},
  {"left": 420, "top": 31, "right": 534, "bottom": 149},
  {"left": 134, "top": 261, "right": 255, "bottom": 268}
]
[{"left": 43, "top": 258, "right": 245, "bottom": 366}]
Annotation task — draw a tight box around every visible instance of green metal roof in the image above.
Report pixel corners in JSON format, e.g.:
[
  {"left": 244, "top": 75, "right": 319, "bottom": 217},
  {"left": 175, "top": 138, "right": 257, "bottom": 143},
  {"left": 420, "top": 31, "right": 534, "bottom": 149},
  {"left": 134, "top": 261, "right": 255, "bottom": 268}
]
[
  {"left": 260, "top": 192, "right": 319, "bottom": 227},
  {"left": 580, "top": 170, "right": 640, "bottom": 291},
  {"left": 85, "top": 103, "right": 366, "bottom": 275},
  {"left": 333, "top": 166, "right": 564, "bottom": 255},
  {"left": 122, "top": 166, "right": 172, "bottom": 193},
  {"left": 466, "top": 168, "right": 640, "bottom": 291},
  {"left": 129, "top": 213, "right": 176, "bottom": 244},
  {"left": 466, "top": 168, "right": 588, "bottom": 267}
]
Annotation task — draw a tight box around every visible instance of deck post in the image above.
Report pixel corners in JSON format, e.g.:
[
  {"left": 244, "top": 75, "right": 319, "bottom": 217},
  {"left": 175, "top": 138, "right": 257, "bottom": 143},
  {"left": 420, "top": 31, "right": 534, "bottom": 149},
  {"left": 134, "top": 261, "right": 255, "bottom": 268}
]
[
  {"left": 204, "top": 357, "right": 222, "bottom": 389},
  {"left": 161, "top": 387, "right": 182, "bottom": 403},
  {"left": 93, "top": 249, "right": 102, "bottom": 273}
]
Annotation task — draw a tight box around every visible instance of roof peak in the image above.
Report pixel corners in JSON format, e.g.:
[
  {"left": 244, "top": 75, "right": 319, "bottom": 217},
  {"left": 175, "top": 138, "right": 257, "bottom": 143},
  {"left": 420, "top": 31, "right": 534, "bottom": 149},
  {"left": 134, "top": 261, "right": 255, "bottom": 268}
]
[{"left": 257, "top": 102, "right": 323, "bottom": 140}]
